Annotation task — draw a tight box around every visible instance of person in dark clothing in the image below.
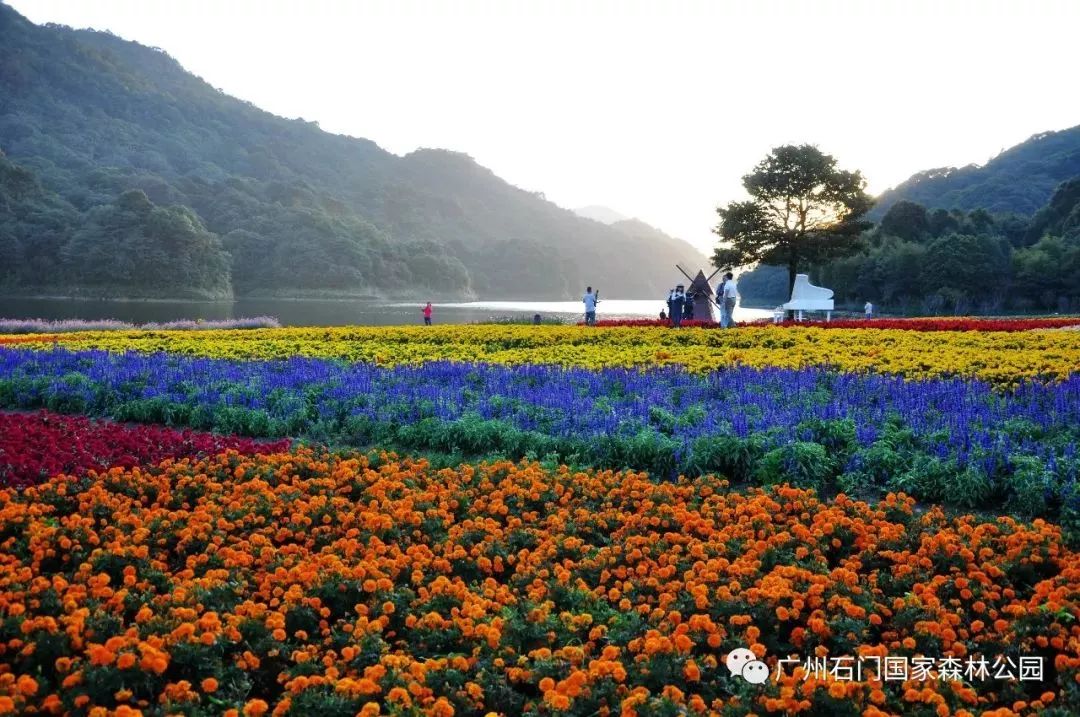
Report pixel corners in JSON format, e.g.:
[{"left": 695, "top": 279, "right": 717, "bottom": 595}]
[{"left": 670, "top": 285, "right": 686, "bottom": 327}]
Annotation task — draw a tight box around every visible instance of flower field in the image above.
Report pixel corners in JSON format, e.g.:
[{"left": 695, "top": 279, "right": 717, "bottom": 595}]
[
  {"left": 0, "top": 411, "right": 290, "bottom": 488},
  {"left": 1, "top": 349, "right": 1078, "bottom": 524},
  {"left": 9, "top": 324, "right": 1080, "bottom": 384},
  {"left": 1, "top": 322, "right": 1079, "bottom": 716}
]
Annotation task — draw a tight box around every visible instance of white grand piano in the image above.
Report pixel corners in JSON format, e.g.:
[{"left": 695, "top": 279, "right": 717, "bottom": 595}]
[{"left": 778, "top": 274, "right": 834, "bottom": 322}]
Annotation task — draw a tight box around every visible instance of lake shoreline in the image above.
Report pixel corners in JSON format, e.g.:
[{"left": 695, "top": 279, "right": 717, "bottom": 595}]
[
  {"left": 0, "top": 294, "right": 699, "bottom": 305},
  {"left": 0, "top": 297, "right": 772, "bottom": 327}
]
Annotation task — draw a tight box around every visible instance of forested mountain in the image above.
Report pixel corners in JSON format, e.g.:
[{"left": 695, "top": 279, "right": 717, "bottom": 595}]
[
  {"left": 874, "top": 124, "right": 1080, "bottom": 218},
  {"left": 0, "top": 3, "right": 705, "bottom": 300},
  {"left": 739, "top": 186, "right": 1080, "bottom": 315},
  {"left": 736, "top": 125, "right": 1080, "bottom": 314}
]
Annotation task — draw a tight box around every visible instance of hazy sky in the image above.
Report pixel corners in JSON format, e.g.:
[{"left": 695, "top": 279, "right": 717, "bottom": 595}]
[{"left": 9, "top": 0, "right": 1080, "bottom": 254}]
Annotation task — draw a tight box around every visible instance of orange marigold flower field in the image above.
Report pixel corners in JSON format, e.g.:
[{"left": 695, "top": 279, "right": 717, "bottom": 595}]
[{"left": 0, "top": 449, "right": 1077, "bottom": 716}]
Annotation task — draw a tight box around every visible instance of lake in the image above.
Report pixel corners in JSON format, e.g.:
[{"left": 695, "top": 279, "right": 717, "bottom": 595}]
[{"left": 0, "top": 297, "right": 774, "bottom": 326}]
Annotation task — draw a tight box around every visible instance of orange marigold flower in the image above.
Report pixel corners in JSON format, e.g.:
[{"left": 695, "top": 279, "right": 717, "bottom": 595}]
[
  {"left": 89, "top": 645, "right": 116, "bottom": 666},
  {"left": 242, "top": 699, "right": 270, "bottom": 717},
  {"left": 544, "top": 692, "right": 571, "bottom": 710},
  {"left": 431, "top": 697, "right": 456, "bottom": 716},
  {"left": 387, "top": 687, "right": 411, "bottom": 705},
  {"left": 684, "top": 660, "right": 701, "bottom": 681},
  {"left": 16, "top": 676, "right": 38, "bottom": 697}
]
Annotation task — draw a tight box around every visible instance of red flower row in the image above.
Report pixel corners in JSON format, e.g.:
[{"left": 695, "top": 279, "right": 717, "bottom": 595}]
[
  {"left": 0, "top": 411, "right": 290, "bottom": 488},
  {"left": 581, "top": 317, "right": 1080, "bottom": 331},
  {"left": 765, "top": 317, "right": 1080, "bottom": 331},
  {"left": 0, "top": 335, "right": 62, "bottom": 345}
]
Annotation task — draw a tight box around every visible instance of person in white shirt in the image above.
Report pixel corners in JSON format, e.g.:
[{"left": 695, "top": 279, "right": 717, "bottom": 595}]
[
  {"left": 721, "top": 272, "right": 738, "bottom": 328},
  {"left": 583, "top": 286, "right": 597, "bottom": 326},
  {"left": 864, "top": 301, "right": 874, "bottom": 319}
]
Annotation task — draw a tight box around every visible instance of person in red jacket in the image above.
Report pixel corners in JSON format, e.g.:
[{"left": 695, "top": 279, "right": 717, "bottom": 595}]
[{"left": 422, "top": 302, "right": 433, "bottom": 325}]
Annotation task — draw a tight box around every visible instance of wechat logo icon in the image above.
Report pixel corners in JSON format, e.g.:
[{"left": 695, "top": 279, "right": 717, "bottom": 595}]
[{"left": 726, "top": 647, "right": 769, "bottom": 684}]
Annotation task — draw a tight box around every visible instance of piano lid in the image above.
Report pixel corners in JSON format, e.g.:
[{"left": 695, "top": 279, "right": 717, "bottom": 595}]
[
  {"left": 782, "top": 274, "right": 834, "bottom": 310},
  {"left": 787, "top": 274, "right": 833, "bottom": 301}
]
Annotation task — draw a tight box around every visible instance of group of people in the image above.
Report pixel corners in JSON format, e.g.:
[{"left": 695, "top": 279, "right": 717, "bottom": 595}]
[
  {"left": 434, "top": 280, "right": 870, "bottom": 328},
  {"left": 659, "top": 271, "right": 739, "bottom": 328},
  {"left": 582, "top": 273, "right": 742, "bottom": 328},
  {"left": 661, "top": 286, "right": 692, "bottom": 327}
]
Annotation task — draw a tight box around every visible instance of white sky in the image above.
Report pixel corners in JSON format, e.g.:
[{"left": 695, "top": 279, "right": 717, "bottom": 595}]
[{"left": 8, "top": 0, "right": 1080, "bottom": 254}]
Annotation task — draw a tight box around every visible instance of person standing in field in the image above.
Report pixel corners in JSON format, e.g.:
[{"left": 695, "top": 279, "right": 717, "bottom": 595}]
[
  {"left": 670, "top": 285, "right": 686, "bottom": 327},
  {"left": 422, "top": 302, "right": 433, "bottom": 325},
  {"left": 721, "top": 272, "right": 738, "bottom": 328},
  {"left": 864, "top": 301, "right": 874, "bottom": 319},
  {"left": 716, "top": 275, "right": 729, "bottom": 326},
  {"left": 583, "top": 286, "right": 597, "bottom": 326}
]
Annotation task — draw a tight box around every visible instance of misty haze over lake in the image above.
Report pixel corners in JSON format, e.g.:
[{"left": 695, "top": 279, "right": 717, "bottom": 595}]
[{"left": 0, "top": 298, "right": 773, "bottom": 327}]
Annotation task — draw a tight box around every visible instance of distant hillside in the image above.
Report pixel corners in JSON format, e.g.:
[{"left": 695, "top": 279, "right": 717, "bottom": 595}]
[
  {"left": 609, "top": 219, "right": 710, "bottom": 267},
  {"left": 573, "top": 205, "right": 629, "bottom": 224},
  {"left": 874, "top": 124, "right": 1080, "bottom": 218},
  {"left": 0, "top": 3, "right": 705, "bottom": 300}
]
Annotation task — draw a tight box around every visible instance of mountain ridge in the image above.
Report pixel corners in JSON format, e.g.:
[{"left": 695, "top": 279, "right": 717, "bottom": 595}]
[
  {"left": 874, "top": 123, "right": 1080, "bottom": 218},
  {"left": 573, "top": 205, "right": 630, "bottom": 224},
  {"left": 0, "top": 2, "right": 706, "bottom": 301}
]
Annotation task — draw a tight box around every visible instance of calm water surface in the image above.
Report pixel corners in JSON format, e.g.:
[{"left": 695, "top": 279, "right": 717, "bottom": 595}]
[{"left": 1, "top": 298, "right": 773, "bottom": 326}]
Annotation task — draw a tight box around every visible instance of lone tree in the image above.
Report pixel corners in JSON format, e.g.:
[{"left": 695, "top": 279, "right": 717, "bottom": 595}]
[{"left": 713, "top": 144, "right": 873, "bottom": 297}]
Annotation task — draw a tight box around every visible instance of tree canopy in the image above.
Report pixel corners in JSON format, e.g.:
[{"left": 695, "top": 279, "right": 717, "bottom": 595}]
[
  {"left": 738, "top": 180, "right": 1080, "bottom": 315},
  {"left": 712, "top": 144, "right": 873, "bottom": 296}
]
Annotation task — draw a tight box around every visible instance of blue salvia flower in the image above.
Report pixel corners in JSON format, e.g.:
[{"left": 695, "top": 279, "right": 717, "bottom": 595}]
[{"left": 1, "top": 346, "right": 1078, "bottom": 486}]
